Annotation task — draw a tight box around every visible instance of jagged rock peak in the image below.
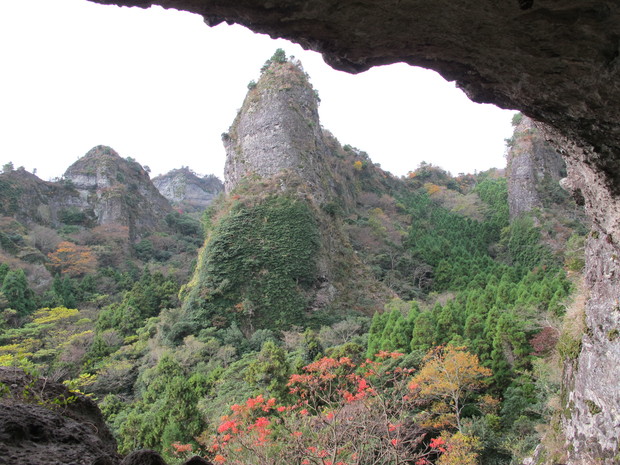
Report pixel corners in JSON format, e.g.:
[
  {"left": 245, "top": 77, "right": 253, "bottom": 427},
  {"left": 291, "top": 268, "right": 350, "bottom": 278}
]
[
  {"left": 63, "top": 145, "right": 172, "bottom": 237},
  {"left": 153, "top": 167, "right": 223, "bottom": 212},
  {"left": 505, "top": 115, "right": 567, "bottom": 219},
  {"left": 64, "top": 145, "right": 148, "bottom": 190},
  {"left": 223, "top": 51, "right": 327, "bottom": 193}
]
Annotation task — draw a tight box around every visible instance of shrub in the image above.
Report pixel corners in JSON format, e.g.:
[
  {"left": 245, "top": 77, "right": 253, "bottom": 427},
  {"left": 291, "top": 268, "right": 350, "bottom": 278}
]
[{"left": 511, "top": 113, "right": 523, "bottom": 127}]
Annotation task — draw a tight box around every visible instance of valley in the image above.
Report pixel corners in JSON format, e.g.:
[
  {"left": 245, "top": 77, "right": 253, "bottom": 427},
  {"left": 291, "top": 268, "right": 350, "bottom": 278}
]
[{"left": 0, "top": 51, "right": 588, "bottom": 465}]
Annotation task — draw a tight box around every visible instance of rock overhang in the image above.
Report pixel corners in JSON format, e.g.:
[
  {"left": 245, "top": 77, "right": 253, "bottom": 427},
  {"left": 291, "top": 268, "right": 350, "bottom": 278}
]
[{"left": 85, "top": 0, "right": 619, "bottom": 171}]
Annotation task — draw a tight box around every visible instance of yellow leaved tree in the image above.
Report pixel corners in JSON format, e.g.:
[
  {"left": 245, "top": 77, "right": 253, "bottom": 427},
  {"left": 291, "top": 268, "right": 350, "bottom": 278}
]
[{"left": 409, "top": 345, "right": 492, "bottom": 432}]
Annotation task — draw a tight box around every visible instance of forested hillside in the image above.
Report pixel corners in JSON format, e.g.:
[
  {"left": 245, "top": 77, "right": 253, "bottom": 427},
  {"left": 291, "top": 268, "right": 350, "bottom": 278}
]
[{"left": 0, "top": 52, "right": 587, "bottom": 465}]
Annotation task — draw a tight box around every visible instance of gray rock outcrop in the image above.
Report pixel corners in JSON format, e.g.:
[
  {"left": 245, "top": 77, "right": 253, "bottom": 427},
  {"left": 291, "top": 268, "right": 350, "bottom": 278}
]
[
  {"left": 0, "top": 367, "right": 121, "bottom": 465},
  {"left": 506, "top": 116, "right": 567, "bottom": 219},
  {"left": 63, "top": 146, "right": 173, "bottom": 238},
  {"left": 223, "top": 58, "right": 329, "bottom": 195},
  {"left": 542, "top": 126, "right": 620, "bottom": 465},
  {"left": 152, "top": 168, "right": 223, "bottom": 213}
]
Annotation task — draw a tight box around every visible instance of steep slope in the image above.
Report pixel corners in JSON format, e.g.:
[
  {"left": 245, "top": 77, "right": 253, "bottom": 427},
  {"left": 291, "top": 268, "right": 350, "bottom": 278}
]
[
  {"left": 0, "top": 167, "right": 84, "bottom": 227},
  {"left": 152, "top": 168, "right": 223, "bottom": 214}
]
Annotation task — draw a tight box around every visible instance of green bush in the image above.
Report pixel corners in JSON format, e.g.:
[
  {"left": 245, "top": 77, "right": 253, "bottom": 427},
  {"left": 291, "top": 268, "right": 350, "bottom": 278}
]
[
  {"left": 59, "top": 207, "right": 89, "bottom": 226},
  {"left": 511, "top": 112, "right": 524, "bottom": 126},
  {"left": 165, "top": 212, "right": 202, "bottom": 237}
]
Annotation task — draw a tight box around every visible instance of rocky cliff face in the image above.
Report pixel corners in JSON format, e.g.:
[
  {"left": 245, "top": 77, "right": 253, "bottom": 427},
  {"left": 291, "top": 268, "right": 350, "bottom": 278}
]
[
  {"left": 181, "top": 55, "right": 396, "bottom": 334},
  {"left": 0, "top": 168, "right": 83, "bottom": 227},
  {"left": 223, "top": 57, "right": 331, "bottom": 196},
  {"left": 505, "top": 118, "right": 620, "bottom": 464},
  {"left": 0, "top": 367, "right": 120, "bottom": 465},
  {"left": 152, "top": 168, "right": 223, "bottom": 213},
  {"left": 539, "top": 125, "right": 620, "bottom": 465},
  {"left": 63, "top": 146, "right": 173, "bottom": 238},
  {"left": 506, "top": 116, "right": 567, "bottom": 219},
  {"left": 505, "top": 116, "right": 588, "bottom": 265}
]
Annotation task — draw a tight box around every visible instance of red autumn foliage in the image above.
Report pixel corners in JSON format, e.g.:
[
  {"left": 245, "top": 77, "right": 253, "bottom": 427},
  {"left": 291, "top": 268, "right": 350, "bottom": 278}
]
[{"left": 198, "top": 354, "right": 436, "bottom": 465}]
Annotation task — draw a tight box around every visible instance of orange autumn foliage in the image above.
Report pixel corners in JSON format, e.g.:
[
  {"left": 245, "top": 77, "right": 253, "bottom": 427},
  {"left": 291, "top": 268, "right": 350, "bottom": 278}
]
[
  {"left": 423, "top": 183, "right": 443, "bottom": 196},
  {"left": 47, "top": 241, "right": 97, "bottom": 277}
]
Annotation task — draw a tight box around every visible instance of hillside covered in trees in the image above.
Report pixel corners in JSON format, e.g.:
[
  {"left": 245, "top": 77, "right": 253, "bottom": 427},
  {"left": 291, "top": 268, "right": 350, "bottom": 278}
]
[{"left": 0, "top": 51, "right": 587, "bottom": 465}]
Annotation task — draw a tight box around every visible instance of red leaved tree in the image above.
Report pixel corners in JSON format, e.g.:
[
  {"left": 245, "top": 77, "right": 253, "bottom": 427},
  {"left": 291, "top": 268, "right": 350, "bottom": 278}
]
[{"left": 200, "top": 353, "right": 437, "bottom": 465}]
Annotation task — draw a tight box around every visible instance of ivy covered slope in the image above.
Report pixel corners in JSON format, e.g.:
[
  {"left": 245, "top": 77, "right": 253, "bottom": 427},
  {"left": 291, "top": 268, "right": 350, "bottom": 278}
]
[{"left": 178, "top": 51, "right": 401, "bottom": 336}]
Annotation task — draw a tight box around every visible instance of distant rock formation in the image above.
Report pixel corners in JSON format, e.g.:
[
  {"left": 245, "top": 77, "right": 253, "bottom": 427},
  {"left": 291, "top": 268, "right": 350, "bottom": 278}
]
[
  {"left": 63, "top": 146, "right": 172, "bottom": 238},
  {"left": 505, "top": 115, "right": 567, "bottom": 219},
  {"left": 0, "top": 146, "right": 176, "bottom": 241},
  {"left": 0, "top": 167, "right": 82, "bottom": 227},
  {"left": 152, "top": 168, "right": 223, "bottom": 213}
]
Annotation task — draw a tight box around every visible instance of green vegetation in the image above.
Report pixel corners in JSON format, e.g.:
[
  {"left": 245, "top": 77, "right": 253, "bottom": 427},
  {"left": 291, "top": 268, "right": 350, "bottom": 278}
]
[
  {"left": 511, "top": 112, "right": 524, "bottom": 127},
  {"left": 0, "top": 159, "right": 581, "bottom": 464},
  {"left": 59, "top": 207, "right": 91, "bottom": 226},
  {"left": 260, "top": 48, "right": 287, "bottom": 72},
  {"left": 0, "top": 177, "right": 21, "bottom": 215},
  {"left": 96, "top": 269, "right": 179, "bottom": 338},
  {"left": 1, "top": 269, "right": 36, "bottom": 316},
  {"left": 0, "top": 59, "right": 587, "bottom": 465},
  {"left": 181, "top": 194, "right": 320, "bottom": 334}
]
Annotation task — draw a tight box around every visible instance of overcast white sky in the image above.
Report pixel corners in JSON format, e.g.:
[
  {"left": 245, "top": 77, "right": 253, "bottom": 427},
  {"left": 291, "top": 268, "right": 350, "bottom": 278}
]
[{"left": 0, "top": 0, "right": 516, "bottom": 181}]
